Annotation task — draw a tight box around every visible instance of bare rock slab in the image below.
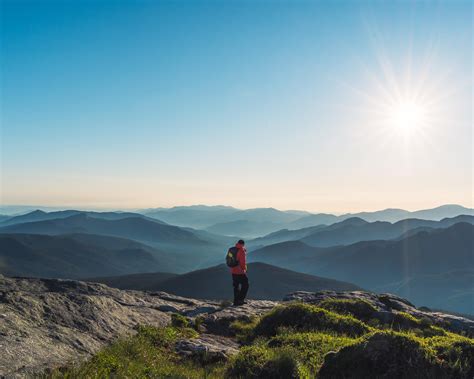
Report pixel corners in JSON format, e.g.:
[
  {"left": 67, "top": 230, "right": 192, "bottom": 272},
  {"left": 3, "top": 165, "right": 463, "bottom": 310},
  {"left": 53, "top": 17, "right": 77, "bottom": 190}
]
[
  {"left": 175, "top": 334, "right": 239, "bottom": 362},
  {"left": 202, "top": 300, "right": 278, "bottom": 336}
]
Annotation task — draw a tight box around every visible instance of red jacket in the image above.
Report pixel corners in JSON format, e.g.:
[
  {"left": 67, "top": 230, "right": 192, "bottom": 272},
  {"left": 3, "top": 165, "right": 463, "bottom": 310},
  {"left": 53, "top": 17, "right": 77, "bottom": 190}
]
[{"left": 231, "top": 243, "right": 247, "bottom": 275}]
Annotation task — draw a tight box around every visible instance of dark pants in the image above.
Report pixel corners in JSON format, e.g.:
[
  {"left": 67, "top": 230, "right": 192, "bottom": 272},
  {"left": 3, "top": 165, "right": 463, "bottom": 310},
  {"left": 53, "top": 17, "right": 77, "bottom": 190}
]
[{"left": 232, "top": 274, "right": 249, "bottom": 305}]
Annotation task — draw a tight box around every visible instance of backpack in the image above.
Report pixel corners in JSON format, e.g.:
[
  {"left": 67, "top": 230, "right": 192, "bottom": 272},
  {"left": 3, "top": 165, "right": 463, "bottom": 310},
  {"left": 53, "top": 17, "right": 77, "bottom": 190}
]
[{"left": 226, "top": 246, "right": 239, "bottom": 267}]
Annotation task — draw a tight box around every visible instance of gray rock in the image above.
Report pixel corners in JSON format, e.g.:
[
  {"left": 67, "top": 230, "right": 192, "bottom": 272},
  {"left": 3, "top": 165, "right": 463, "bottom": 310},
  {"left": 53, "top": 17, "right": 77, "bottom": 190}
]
[
  {"left": 0, "top": 276, "right": 172, "bottom": 377},
  {"left": 184, "top": 305, "right": 221, "bottom": 317},
  {"left": 202, "top": 300, "right": 278, "bottom": 336},
  {"left": 156, "top": 304, "right": 180, "bottom": 313},
  {"left": 0, "top": 276, "right": 222, "bottom": 377},
  {"left": 0, "top": 276, "right": 274, "bottom": 377},
  {"left": 175, "top": 334, "right": 239, "bottom": 362}
]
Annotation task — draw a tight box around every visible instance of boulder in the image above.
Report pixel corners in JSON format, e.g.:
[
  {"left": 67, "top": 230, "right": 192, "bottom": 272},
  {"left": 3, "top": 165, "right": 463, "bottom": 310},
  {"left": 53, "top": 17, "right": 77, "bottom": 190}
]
[
  {"left": 0, "top": 276, "right": 275, "bottom": 376},
  {"left": 175, "top": 334, "right": 239, "bottom": 362},
  {"left": 318, "top": 331, "right": 446, "bottom": 378},
  {"left": 201, "top": 300, "right": 278, "bottom": 336},
  {"left": 0, "top": 276, "right": 217, "bottom": 377}
]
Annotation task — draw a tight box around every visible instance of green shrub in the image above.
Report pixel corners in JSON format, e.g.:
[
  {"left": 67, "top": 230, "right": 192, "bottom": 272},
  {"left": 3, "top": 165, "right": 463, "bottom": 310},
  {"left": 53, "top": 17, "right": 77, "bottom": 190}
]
[
  {"left": 392, "top": 312, "right": 421, "bottom": 328},
  {"left": 171, "top": 313, "right": 189, "bottom": 328},
  {"left": 427, "top": 333, "right": 474, "bottom": 378},
  {"left": 389, "top": 312, "right": 445, "bottom": 337},
  {"left": 253, "top": 303, "right": 370, "bottom": 338},
  {"left": 260, "top": 349, "right": 305, "bottom": 379},
  {"left": 269, "top": 331, "right": 358, "bottom": 374},
  {"left": 318, "top": 330, "right": 445, "bottom": 379},
  {"left": 227, "top": 345, "right": 272, "bottom": 378},
  {"left": 367, "top": 318, "right": 382, "bottom": 328},
  {"left": 193, "top": 315, "right": 204, "bottom": 331},
  {"left": 419, "top": 316, "right": 434, "bottom": 328},
  {"left": 230, "top": 317, "right": 259, "bottom": 343},
  {"left": 49, "top": 326, "right": 221, "bottom": 378},
  {"left": 227, "top": 345, "right": 307, "bottom": 378},
  {"left": 135, "top": 324, "right": 177, "bottom": 347},
  {"left": 318, "top": 298, "right": 377, "bottom": 320}
]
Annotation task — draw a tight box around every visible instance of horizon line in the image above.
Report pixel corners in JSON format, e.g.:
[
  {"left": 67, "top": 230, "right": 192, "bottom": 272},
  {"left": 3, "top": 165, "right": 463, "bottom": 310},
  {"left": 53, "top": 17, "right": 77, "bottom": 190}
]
[{"left": 0, "top": 202, "right": 472, "bottom": 216}]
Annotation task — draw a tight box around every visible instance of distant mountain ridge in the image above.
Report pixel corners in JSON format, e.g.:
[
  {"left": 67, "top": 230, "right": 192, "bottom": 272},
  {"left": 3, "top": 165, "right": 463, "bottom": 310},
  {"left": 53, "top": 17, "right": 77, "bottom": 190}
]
[
  {"left": 1, "top": 205, "right": 472, "bottom": 314},
  {"left": 0, "top": 213, "right": 200, "bottom": 245},
  {"left": 88, "top": 262, "right": 362, "bottom": 300},
  {"left": 248, "top": 214, "right": 474, "bottom": 249},
  {"left": 141, "top": 204, "right": 473, "bottom": 237},
  {"left": 205, "top": 219, "right": 283, "bottom": 238},
  {"left": 2, "top": 204, "right": 471, "bottom": 239},
  {"left": 0, "top": 233, "right": 176, "bottom": 278},
  {"left": 142, "top": 206, "right": 306, "bottom": 233},
  {"left": 0, "top": 213, "right": 231, "bottom": 273},
  {"left": 300, "top": 215, "right": 474, "bottom": 247},
  {"left": 286, "top": 204, "right": 474, "bottom": 230},
  {"left": 0, "top": 209, "right": 163, "bottom": 227},
  {"left": 250, "top": 222, "right": 474, "bottom": 313}
]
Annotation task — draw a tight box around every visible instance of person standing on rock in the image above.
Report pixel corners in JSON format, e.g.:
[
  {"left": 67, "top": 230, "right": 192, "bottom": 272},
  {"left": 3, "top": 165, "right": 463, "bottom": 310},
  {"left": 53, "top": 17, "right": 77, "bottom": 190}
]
[{"left": 226, "top": 239, "right": 249, "bottom": 306}]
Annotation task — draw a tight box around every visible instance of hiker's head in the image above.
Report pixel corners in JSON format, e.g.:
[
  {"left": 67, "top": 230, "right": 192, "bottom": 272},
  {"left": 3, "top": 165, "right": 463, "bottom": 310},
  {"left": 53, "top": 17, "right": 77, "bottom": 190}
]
[{"left": 237, "top": 239, "right": 245, "bottom": 246}]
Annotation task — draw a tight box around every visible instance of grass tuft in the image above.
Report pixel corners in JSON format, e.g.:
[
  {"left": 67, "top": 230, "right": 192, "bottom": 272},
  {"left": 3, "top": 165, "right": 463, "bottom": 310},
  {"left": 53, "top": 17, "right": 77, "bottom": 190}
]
[
  {"left": 253, "top": 302, "right": 371, "bottom": 338},
  {"left": 317, "top": 298, "right": 377, "bottom": 320}
]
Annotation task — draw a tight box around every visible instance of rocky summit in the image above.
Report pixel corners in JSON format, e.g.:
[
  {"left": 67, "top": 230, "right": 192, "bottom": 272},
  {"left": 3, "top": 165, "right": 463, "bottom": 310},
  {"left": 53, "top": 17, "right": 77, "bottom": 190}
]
[
  {"left": 1, "top": 274, "right": 473, "bottom": 378},
  {"left": 0, "top": 275, "right": 276, "bottom": 377}
]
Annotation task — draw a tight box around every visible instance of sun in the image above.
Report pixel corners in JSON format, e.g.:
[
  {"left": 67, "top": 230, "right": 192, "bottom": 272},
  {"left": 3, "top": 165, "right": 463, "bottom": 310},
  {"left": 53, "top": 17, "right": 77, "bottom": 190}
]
[
  {"left": 338, "top": 25, "right": 457, "bottom": 151},
  {"left": 388, "top": 101, "right": 427, "bottom": 135}
]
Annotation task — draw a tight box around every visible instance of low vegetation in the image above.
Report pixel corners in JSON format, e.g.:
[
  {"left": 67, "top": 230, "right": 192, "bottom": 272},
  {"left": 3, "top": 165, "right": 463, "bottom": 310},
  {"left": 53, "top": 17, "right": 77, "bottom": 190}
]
[
  {"left": 317, "top": 298, "right": 377, "bottom": 319},
  {"left": 252, "top": 303, "right": 371, "bottom": 338},
  {"left": 46, "top": 325, "right": 225, "bottom": 378},
  {"left": 51, "top": 301, "right": 474, "bottom": 378}
]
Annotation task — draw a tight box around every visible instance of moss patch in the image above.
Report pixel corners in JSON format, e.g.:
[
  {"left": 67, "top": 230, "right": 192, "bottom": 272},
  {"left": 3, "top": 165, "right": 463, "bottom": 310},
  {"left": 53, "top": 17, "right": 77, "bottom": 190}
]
[
  {"left": 318, "top": 331, "right": 445, "bottom": 379},
  {"left": 46, "top": 325, "right": 224, "bottom": 378},
  {"left": 269, "top": 331, "right": 358, "bottom": 374},
  {"left": 427, "top": 333, "right": 474, "bottom": 378},
  {"left": 317, "top": 298, "right": 377, "bottom": 320},
  {"left": 253, "top": 303, "right": 371, "bottom": 338},
  {"left": 226, "top": 345, "right": 307, "bottom": 379},
  {"left": 171, "top": 312, "right": 189, "bottom": 328}
]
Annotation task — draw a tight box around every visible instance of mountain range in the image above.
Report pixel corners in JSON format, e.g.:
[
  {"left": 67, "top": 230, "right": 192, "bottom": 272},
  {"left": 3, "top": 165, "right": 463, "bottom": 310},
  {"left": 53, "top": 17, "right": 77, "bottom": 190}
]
[
  {"left": 141, "top": 204, "right": 473, "bottom": 237},
  {"left": 2, "top": 204, "right": 472, "bottom": 239},
  {"left": 0, "top": 209, "right": 158, "bottom": 227},
  {"left": 0, "top": 213, "right": 199, "bottom": 245},
  {"left": 0, "top": 233, "right": 178, "bottom": 278},
  {"left": 286, "top": 204, "right": 474, "bottom": 229},
  {"left": 1, "top": 204, "right": 472, "bottom": 313},
  {"left": 88, "top": 262, "right": 362, "bottom": 300},
  {"left": 248, "top": 214, "right": 474, "bottom": 249},
  {"left": 250, "top": 222, "right": 474, "bottom": 313},
  {"left": 0, "top": 214, "right": 231, "bottom": 273}
]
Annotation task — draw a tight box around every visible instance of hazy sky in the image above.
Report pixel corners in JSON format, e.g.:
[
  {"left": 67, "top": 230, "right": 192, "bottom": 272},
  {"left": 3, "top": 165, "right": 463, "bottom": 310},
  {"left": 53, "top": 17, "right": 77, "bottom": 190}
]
[{"left": 1, "top": 0, "right": 472, "bottom": 212}]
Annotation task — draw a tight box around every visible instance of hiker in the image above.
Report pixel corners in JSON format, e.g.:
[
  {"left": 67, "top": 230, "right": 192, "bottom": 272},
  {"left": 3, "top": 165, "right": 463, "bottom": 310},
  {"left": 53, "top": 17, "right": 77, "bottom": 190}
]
[{"left": 226, "top": 239, "right": 249, "bottom": 306}]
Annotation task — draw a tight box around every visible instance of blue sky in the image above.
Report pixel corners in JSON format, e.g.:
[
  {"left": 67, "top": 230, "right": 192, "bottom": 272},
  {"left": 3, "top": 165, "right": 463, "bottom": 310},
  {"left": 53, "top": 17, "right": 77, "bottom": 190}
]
[{"left": 1, "top": 0, "right": 472, "bottom": 212}]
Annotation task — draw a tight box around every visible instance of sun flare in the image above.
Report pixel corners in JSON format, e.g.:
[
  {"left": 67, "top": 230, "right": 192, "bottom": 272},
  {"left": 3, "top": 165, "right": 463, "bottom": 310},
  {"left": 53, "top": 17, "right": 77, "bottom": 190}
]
[{"left": 388, "top": 101, "right": 427, "bottom": 134}]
